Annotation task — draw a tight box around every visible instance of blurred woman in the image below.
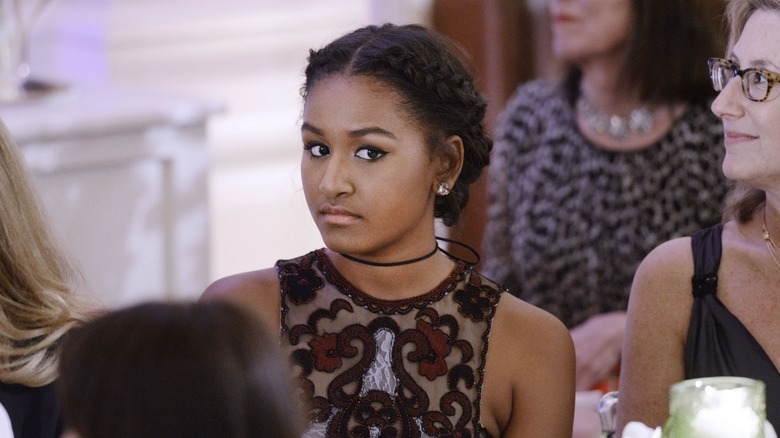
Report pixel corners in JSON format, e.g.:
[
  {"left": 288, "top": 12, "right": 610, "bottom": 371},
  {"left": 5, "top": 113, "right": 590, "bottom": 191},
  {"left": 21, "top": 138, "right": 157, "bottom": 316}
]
[
  {"left": 482, "top": 1, "right": 728, "bottom": 435},
  {"left": 0, "top": 119, "right": 93, "bottom": 438}
]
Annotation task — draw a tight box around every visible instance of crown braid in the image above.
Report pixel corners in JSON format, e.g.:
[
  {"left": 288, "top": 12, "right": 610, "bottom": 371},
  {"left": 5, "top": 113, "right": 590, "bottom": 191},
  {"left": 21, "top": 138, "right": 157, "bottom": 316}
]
[{"left": 303, "top": 23, "right": 492, "bottom": 226}]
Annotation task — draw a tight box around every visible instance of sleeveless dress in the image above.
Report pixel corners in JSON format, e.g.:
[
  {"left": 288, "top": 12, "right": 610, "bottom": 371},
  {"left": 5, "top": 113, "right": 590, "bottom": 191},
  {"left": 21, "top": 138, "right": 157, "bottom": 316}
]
[
  {"left": 276, "top": 249, "right": 503, "bottom": 438},
  {"left": 686, "top": 224, "right": 780, "bottom": 428}
]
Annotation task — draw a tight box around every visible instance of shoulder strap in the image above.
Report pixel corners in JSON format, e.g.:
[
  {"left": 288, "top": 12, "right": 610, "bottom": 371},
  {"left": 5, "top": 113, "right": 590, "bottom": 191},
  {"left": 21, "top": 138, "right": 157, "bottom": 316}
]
[{"left": 690, "top": 223, "right": 724, "bottom": 297}]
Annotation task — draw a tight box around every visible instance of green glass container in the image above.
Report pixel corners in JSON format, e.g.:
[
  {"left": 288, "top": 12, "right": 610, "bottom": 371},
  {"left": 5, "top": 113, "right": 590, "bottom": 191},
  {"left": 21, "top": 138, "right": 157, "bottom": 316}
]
[{"left": 662, "top": 376, "right": 766, "bottom": 438}]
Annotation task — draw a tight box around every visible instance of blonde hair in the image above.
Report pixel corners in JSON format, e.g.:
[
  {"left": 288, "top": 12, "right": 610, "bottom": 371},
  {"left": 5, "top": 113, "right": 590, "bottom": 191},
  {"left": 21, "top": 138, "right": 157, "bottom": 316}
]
[
  {"left": 0, "top": 120, "right": 92, "bottom": 386},
  {"left": 721, "top": 0, "right": 780, "bottom": 223}
]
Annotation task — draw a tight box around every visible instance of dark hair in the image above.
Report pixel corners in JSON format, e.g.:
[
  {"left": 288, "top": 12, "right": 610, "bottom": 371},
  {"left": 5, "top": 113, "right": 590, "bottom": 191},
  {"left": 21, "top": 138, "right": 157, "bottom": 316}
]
[
  {"left": 720, "top": 0, "right": 780, "bottom": 223},
  {"left": 57, "top": 300, "right": 302, "bottom": 438},
  {"left": 565, "top": 0, "right": 726, "bottom": 104},
  {"left": 302, "top": 23, "right": 492, "bottom": 227}
]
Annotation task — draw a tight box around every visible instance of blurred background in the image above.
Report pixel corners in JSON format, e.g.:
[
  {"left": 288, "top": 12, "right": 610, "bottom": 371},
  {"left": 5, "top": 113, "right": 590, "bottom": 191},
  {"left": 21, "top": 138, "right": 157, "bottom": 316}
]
[{"left": 0, "top": 0, "right": 556, "bottom": 308}]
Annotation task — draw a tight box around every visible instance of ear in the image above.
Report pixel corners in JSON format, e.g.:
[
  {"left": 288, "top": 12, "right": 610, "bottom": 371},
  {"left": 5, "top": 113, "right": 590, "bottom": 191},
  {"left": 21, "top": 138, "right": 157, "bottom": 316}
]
[{"left": 433, "top": 135, "right": 465, "bottom": 191}]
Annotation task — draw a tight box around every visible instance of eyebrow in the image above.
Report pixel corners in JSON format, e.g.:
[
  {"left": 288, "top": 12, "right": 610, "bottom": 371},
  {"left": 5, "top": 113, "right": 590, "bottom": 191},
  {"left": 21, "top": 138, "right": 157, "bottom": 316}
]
[
  {"left": 301, "top": 123, "right": 397, "bottom": 139},
  {"left": 729, "top": 52, "right": 780, "bottom": 71}
]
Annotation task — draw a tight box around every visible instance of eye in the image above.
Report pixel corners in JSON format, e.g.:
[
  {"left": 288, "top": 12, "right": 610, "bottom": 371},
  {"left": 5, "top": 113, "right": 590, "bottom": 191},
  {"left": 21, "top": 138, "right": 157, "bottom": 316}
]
[
  {"left": 749, "top": 70, "right": 769, "bottom": 86},
  {"left": 304, "top": 143, "right": 330, "bottom": 157},
  {"left": 355, "top": 146, "right": 386, "bottom": 161}
]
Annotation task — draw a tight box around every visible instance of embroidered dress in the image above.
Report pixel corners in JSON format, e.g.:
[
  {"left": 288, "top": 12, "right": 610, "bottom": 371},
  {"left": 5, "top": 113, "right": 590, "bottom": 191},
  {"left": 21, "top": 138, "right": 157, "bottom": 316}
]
[
  {"left": 277, "top": 249, "right": 502, "bottom": 438},
  {"left": 484, "top": 80, "right": 728, "bottom": 328}
]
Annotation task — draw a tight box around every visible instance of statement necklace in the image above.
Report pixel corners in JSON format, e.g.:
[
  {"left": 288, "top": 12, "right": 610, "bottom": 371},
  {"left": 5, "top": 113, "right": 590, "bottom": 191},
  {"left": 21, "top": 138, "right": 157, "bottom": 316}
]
[
  {"left": 576, "top": 96, "right": 654, "bottom": 140},
  {"left": 760, "top": 206, "right": 780, "bottom": 273}
]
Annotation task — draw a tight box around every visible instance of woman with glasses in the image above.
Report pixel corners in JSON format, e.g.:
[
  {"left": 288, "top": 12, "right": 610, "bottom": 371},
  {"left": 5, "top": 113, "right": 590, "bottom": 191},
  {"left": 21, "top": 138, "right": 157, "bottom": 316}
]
[
  {"left": 617, "top": 0, "right": 780, "bottom": 432},
  {"left": 482, "top": 0, "right": 728, "bottom": 435}
]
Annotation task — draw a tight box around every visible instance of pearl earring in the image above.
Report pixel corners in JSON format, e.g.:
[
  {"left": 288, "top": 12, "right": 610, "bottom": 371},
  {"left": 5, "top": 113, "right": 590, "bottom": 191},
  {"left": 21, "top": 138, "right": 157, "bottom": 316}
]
[{"left": 437, "top": 182, "right": 450, "bottom": 196}]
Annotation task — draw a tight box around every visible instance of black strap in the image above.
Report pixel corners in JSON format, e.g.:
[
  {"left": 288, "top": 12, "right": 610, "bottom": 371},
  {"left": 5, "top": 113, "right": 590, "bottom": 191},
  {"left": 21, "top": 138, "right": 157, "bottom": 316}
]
[
  {"left": 690, "top": 223, "right": 724, "bottom": 297},
  {"left": 436, "top": 236, "right": 481, "bottom": 266}
]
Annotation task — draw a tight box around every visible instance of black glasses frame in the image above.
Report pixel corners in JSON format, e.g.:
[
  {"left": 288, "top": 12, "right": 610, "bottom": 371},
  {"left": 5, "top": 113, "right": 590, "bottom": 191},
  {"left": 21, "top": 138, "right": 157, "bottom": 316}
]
[{"left": 707, "top": 57, "right": 780, "bottom": 102}]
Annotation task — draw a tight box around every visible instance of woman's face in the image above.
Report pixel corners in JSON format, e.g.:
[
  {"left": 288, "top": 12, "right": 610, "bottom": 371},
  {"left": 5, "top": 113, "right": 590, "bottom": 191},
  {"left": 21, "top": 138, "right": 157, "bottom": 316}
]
[
  {"left": 711, "top": 10, "right": 780, "bottom": 189},
  {"left": 300, "top": 74, "right": 440, "bottom": 260},
  {"left": 549, "top": 0, "right": 634, "bottom": 63}
]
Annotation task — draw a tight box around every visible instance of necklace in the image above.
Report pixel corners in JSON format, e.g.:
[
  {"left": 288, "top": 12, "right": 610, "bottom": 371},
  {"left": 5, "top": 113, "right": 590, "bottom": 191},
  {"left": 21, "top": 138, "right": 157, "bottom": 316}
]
[
  {"left": 576, "top": 96, "right": 654, "bottom": 140},
  {"left": 760, "top": 206, "right": 780, "bottom": 272},
  {"left": 339, "top": 244, "right": 439, "bottom": 267}
]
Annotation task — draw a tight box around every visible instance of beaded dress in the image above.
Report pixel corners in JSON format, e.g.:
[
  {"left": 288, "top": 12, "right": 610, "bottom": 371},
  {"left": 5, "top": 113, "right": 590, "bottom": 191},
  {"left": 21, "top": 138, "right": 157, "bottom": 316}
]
[{"left": 277, "top": 249, "right": 503, "bottom": 437}]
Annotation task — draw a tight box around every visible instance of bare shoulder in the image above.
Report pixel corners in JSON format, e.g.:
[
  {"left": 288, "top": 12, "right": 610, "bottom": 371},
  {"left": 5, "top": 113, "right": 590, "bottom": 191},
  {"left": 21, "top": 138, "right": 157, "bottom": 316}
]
[
  {"left": 482, "top": 293, "right": 575, "bottom": 437},
  {"left": 631, "top": 236, "right": 694, "bottom": 307},
  {"left": 493, "top": 293, "right": 572, "bottom": 352},
  {"left": 626, "top": 235, "right": 695, "bottom": 349},
  {"left": 200, "top": 267, "right": 281, "bottom": 330},
  {"left": 490, "top": 293, "right": 574, "bottom": 381}
]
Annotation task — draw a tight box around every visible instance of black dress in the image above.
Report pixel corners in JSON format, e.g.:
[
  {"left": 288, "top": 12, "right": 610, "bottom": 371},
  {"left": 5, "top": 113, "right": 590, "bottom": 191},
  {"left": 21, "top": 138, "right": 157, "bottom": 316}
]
[
  {"left": 0, "top": 382, "right": 61, "bottom": 438},
  {"left": 685, "top": 223, "right": 780, "bottom": 428}
]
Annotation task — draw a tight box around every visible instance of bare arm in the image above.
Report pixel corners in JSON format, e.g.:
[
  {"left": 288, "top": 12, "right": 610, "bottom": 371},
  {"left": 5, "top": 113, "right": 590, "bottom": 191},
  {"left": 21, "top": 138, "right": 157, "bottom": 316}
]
[
  {"left": 616, "top": 237, "right": 693, "bottom": 434},
  {"left": 484, "top": 294, "right": 576, "bottom": 437}
]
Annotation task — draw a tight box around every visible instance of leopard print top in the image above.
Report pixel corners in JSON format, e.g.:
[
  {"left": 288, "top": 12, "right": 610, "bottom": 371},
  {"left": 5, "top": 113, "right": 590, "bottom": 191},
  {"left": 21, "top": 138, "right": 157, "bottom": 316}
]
[
  {"left": 278, "top": 250, "right": 502, "bottom": 437},
  {"left": 483, "top": 80, "right": 729, "bottom": 328}
]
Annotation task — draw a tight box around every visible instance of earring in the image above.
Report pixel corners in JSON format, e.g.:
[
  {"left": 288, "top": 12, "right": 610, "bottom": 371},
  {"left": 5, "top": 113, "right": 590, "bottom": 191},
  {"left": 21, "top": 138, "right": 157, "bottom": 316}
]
[{"left": 437, "top": 182, "right": 450, "bottom": 196}]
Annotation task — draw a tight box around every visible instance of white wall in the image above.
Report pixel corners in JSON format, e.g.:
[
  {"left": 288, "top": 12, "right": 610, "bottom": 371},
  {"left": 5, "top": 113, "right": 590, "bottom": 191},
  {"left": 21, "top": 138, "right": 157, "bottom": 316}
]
[{"left": 29, "top": 0, "right": 432, "bottom": 282}]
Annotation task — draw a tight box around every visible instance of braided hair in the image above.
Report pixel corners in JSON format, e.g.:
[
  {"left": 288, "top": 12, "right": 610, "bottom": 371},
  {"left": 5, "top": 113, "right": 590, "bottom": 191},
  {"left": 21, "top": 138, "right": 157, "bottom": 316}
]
[{"left": 302, "top": 23, "right": 492, "bottom": 227}]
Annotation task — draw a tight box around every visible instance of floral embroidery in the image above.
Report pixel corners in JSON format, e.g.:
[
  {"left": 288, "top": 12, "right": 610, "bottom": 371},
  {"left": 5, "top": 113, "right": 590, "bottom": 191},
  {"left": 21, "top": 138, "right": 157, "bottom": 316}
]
[
  {"left": 454, "top": 284, "right": 492, "bottom": 322},
  {"left": 416, "top": 320, "right": 452, "bottom": 380},
  {"left": 278, "top": 250, "right": 502, "bottom": 437},
  {"left": 282, "top": 263, "right": 324, "bottom": 304},
  {"left": 308, "top": 332, "right": 341, "bottom": 372}
]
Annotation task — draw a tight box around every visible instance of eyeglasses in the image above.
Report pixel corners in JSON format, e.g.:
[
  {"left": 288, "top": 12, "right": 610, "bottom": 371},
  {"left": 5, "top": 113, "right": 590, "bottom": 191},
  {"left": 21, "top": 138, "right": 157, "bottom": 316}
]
[{"left": 708, "top": 57, "right": 780, "bottom": 102}]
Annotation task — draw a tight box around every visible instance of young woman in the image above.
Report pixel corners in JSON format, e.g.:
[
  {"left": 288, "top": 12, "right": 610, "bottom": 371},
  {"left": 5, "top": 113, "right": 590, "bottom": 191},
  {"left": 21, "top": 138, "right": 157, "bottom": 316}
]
[
  {"left": 618, "top": 0, "right": 780, "bottom": 433},
  {"left": 202, "top": 23, "right": 575, "bottom": 437}
]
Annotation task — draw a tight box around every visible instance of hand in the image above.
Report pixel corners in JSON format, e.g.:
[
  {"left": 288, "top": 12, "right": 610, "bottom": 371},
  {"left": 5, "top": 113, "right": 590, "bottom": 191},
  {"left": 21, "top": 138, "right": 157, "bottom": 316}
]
[{"left": 570, "top": 311, "right": 627, "bottom": 391}]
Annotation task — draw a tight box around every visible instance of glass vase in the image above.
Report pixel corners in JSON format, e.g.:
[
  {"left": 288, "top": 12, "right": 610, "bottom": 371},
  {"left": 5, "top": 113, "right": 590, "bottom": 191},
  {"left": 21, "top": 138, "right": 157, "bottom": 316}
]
[{"left": 662, "top": 376, "right": 766, "bottom": 438}]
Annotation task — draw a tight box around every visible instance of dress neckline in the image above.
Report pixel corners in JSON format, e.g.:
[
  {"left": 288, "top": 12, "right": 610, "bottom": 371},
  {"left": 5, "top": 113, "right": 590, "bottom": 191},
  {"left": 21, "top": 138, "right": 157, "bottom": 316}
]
[{"left": 313, "top": 248, "right": 469, "bottom": 315}]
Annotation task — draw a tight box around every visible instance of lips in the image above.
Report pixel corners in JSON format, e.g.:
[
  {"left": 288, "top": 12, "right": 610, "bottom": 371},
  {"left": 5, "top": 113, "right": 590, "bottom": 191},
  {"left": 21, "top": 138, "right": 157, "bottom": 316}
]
[
  {"left": 319, "top": 204, "right": 361, "bottom": 225},
  {"left": 723, "top": 130, "right": 758, "bottom": 145}
]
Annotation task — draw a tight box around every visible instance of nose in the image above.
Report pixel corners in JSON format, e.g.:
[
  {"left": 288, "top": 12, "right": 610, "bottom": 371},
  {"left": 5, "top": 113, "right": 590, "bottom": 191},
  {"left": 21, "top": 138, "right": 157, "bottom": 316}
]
[
  {"left": 317, "top": 155, "right": 352, "bottom": 198},
  {"left": 711, "top": 76, "right": 745, "bottom": 120}
]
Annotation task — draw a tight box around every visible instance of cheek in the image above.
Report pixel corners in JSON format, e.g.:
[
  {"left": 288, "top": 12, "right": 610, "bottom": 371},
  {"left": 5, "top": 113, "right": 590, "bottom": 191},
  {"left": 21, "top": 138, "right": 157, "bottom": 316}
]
[
  {"left": 755, "top": 105, "right": 780, "bottom": 144},
  {"left": 300, "top": 160, "right": 321, "bottom": 202}
]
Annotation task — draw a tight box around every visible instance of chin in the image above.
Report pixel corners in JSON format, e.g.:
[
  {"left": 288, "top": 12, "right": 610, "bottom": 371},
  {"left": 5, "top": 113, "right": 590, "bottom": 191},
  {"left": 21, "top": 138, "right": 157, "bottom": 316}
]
[
  {"left": 721, "top": 158, "right": 751, "bottom": 183},
  {"left": 320, "top": 234, "right": 361, "bottom": 255}
]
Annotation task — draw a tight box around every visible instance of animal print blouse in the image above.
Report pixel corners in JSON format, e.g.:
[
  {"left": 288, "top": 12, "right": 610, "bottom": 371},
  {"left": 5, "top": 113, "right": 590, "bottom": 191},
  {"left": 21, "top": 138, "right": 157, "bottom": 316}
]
[{"left": 483, "top": 80, "right": 728, "bottom": 328}]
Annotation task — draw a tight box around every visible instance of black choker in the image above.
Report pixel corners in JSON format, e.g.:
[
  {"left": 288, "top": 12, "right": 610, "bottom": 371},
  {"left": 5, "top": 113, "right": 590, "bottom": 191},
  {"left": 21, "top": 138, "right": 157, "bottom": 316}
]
[
  {"left": 339, "top": 244, "right": 439, "bottom": 267},
  {"left": 338, "top": 236, "right": 481, "bottom": 267}
]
